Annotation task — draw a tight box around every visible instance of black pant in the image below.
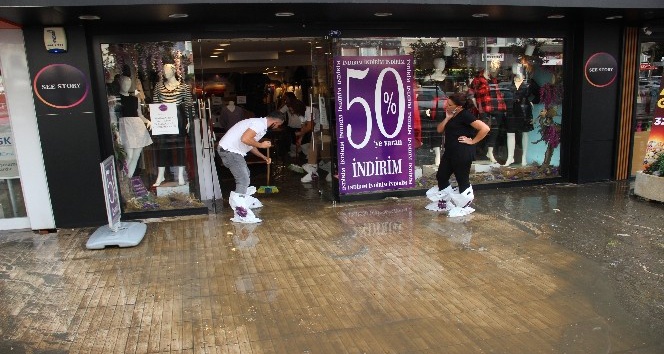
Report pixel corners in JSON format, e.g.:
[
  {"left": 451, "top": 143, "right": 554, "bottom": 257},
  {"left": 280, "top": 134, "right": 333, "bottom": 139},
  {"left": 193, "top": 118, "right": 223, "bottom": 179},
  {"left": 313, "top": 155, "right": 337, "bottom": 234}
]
[
  {"left": 483, "top": 112, "right": 504, "bottom": 148},
  {"left": 436, "top": 152, "right": 472, "bottom": 192},
  {"left": 153, "top": 135, "right": 186, "bottom": 167}
]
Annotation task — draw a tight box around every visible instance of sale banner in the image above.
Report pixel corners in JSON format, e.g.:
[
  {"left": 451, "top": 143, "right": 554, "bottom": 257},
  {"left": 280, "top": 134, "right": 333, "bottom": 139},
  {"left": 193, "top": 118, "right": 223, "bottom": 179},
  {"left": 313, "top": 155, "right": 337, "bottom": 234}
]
[
  {"left": 334, "top": 55, "right": 414, "bottom": 194},
  {"left": 643, "top": 76, "right": 664, "bottom": 169}
]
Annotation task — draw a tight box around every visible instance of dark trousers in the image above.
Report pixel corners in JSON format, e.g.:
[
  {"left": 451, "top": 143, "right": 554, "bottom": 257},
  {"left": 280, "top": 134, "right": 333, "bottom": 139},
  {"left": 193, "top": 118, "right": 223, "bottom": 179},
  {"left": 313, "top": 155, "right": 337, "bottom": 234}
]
[
  {"left": 153, "top": 135, "right": 186, "bottom": 167},
  {"left": 483, "top": 112, "right": 504, "bottom": 147},
  {"left": 436, "top": 152, "right": 473, "bottom": 192}
]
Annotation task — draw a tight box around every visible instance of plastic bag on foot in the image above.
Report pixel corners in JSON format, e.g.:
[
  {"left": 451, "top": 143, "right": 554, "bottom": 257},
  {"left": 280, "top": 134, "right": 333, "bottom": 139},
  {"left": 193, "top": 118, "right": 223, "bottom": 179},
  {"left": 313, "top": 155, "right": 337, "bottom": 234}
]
[{"left": 229, "top": 191, "right": 262, "bottom": 223}]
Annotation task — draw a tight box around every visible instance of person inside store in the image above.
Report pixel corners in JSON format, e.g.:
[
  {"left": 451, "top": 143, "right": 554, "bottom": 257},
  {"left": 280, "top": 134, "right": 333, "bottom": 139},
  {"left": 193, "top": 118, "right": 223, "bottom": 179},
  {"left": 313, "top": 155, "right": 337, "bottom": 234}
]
[
  {"left": 426, "top": 92, "right": 490, "bottom": 216},
  {"left": 469, "top": 68, "right": 506, "bottom": 164},
  {"left": 291, "top": 98, "right": 322, "bottom": 182},
  {"left": 217, "top": 111, "right": 284, "bottom": 194},
  {"left": 151, "top": 63, "right": 195, "bottom": 187},
  {"left": 218, "top": 100, "right": 246, "bottom": 135},
  {"left": 278, "top": 92, "right": 302, "bottom": 158},
  {"left": 116, "top": 75, "right": 153, "bottom": 177},
  {"left": 504, "top": 71, "right": 534, "bottom": 166}
]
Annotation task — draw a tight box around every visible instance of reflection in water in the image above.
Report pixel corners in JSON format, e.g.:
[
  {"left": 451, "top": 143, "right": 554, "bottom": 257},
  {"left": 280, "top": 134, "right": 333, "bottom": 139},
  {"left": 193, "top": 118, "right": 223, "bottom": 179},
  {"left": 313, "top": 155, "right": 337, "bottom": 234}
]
[
  {"left": 231, "top": 223, "right": 278, "bottom": 303},
  {"left": 231, "top": 223, "right": 259, "bottom": 249},
  {"left": 427, "top": 214, "right": 474, "bottom": 248}
]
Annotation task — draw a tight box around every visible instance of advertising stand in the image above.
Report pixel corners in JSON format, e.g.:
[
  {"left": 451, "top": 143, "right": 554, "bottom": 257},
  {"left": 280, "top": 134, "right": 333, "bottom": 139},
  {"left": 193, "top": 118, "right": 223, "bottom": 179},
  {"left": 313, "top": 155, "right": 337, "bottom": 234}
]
[{"left": 86, "top": 156, "right": 146, "bottom": 249}]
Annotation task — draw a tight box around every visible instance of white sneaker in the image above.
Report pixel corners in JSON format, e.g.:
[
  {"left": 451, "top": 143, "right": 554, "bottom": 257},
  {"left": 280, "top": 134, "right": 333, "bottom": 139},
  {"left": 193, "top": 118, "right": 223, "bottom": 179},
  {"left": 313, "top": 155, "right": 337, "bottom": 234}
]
[
  {"left": 301, "top": 171, "right": 318, "bottom": 182},
  {"left": 302, "top": 163, "right": 318, "bottom": 173}
]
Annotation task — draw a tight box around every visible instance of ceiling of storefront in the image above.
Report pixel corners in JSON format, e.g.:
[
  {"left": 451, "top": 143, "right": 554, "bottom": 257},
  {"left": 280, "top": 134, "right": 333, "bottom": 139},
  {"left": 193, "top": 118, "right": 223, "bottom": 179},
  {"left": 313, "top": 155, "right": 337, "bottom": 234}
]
[
  {"left": 3, "top": 2, "right": 664, "bottom": 76},
  {"left": 1, "top": 3, "right": 664, "bottom": 28}
]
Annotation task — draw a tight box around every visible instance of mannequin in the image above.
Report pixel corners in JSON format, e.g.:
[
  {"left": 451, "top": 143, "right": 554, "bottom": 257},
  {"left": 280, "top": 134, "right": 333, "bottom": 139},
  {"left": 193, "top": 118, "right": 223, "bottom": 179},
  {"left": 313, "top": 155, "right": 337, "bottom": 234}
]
[
  {"left": 152, "top": 63, "right": 194, "bottom": 186},
  {"left": 117, "top": 75, "right": 152, "bottom": 177},
  {"left": 504, "top": 72, "right": 533, "bottom": 166},
  {"left": 219, "top": 100, "right": 245, "bottom": 132},
  {"left": 470, "top": 69, "right": 506, "bottom": 164}
]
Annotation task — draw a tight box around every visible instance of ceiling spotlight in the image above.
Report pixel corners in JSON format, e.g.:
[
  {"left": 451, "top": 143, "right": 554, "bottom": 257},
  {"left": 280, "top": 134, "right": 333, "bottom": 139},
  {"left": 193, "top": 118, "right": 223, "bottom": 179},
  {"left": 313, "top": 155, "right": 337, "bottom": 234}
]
[
  {"left": 472, "top": 13, "right": 489, "bottom": 18},
  {"left": 605, "top": 15, "right": 622, "bottom": 20},
  {"left": 374, "top": 12, "right": 392, "bottom": 17},
  {"left": 275, "top": 12, "right": 295, "bottom": 17},
  {"left": 78, "top": 15, "right": 100, "bottom": 20},
  {"left": 168, "top": 13, "right": 189, "bottom": 19},
  {"left": 643, "top": 27, "right": 653, "bottom": 35},
  {"left": 547, "top": 14, "right": 565, "bottom": 19}
]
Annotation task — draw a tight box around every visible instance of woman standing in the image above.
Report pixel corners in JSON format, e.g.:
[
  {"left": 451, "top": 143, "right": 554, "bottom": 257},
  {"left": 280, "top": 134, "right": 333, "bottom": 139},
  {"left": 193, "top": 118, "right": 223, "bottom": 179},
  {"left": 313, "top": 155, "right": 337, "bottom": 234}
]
[{"left": 426, "top": 92, "right": 490, "bottom": 216}]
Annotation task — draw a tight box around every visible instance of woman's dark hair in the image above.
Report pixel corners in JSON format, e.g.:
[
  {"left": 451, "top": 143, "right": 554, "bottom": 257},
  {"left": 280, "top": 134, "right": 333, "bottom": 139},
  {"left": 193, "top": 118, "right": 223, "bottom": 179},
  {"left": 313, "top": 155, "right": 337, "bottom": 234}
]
[
  {"left": 283, "top": 92, "right": 297, "bottom": 104},
  {"left": 448, "top": 92, "right": 475, "bottom": 110},
  {"left": 288, "top": 98, "right": 307, "bottom": 116}
]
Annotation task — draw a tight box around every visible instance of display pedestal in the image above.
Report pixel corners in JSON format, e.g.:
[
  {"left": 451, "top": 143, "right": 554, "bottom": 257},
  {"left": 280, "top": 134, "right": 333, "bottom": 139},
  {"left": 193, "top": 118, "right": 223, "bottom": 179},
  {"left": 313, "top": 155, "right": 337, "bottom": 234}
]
[
  {"left": 155, "top": 181, "right": 189, "bottom": 197},
  {"left": 86, "top": 222, "right": 147, "bottom": 249},
  {"left": 422, "top": 164, "right": 438, "bottom": 177},
  {"left": 472, "top": 161, "right": 499, "bottom": 173},
  {"left": 634, "top": 171, "right": 664, "bottom": 202}
]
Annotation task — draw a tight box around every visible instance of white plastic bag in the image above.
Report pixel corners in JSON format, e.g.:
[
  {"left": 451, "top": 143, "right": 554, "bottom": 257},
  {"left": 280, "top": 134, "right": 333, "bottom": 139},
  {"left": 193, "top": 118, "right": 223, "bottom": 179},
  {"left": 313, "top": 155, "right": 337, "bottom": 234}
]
[
  {"left": 229, "top": 191, "right": 262, "bottom": 223},
  {"left": 425, "top": 186, "right": 454, "bottom": 211},
  {"left": 245, "top": 186, "right": 263, "bottom": 209},
  {"left": 448, "top": 186, "right": 475, "bottom": 217}
]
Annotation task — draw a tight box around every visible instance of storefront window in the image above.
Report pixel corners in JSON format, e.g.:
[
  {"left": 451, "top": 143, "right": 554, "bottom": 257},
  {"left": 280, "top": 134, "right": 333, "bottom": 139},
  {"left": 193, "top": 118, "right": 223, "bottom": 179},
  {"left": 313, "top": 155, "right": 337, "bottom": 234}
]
[
  {"left": 632, "top": 40, "right": 663, "bottom": 176},
  {"left": 101, "top": 41, "right": 204, "bottom": 213},
  {"left": 332, "top": 36, "right": 564, "bottom": 195},
  {"left": 0, "top": 65, "right": 27, "bottom": 218}
]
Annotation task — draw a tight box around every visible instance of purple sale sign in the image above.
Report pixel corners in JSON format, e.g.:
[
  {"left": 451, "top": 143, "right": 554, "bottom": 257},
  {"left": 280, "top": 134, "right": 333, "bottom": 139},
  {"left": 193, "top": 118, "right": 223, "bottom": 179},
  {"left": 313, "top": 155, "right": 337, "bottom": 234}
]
[{"left": 334, "top": 55, "right": 414, "bottom": 194}]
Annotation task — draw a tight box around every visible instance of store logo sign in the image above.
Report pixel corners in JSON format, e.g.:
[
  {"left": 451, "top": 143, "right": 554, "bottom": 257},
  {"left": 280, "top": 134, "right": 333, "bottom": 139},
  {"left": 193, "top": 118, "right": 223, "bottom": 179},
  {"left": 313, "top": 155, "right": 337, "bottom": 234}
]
[
  {"left": 584, "top": 52, "right": 618, "bottom": 88},
  {"left": 33, "top": 63, "right": 89, "bottom": 109}
]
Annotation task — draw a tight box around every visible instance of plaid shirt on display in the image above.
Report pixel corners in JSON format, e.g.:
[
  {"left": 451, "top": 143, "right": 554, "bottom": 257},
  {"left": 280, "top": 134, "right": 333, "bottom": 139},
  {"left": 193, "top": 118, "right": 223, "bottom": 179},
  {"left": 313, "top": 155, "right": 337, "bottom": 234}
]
[{"left": 470, "top": 75, "right": 506, "bottom": 113}]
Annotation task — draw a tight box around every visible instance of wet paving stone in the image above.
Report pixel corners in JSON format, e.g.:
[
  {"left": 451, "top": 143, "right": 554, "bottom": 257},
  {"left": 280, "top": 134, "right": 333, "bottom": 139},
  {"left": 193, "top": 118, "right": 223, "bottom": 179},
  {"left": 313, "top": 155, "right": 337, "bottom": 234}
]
[{"left": 0, "top": 176, "right": 662, "bottom": 353}]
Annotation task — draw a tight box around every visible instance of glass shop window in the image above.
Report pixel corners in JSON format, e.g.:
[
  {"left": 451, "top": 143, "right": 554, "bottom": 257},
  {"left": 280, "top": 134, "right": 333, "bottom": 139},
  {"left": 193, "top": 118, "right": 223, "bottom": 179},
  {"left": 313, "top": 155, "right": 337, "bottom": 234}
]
[
  {"left": 331, "top": 36, "right": 564, "bottom": 195},
  {"left": 101, "top": 41, "right": 204, "bottom": 213},
  {"left": 632, "top": 41, "right": 663, "bottom": 176}
]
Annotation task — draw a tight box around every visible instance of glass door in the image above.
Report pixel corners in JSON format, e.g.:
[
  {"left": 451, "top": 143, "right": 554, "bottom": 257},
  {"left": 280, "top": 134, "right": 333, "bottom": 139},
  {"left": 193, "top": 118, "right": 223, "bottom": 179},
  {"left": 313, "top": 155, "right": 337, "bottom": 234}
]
[{"left": 192, "top": 37, "right": 333, "bottom": 199}]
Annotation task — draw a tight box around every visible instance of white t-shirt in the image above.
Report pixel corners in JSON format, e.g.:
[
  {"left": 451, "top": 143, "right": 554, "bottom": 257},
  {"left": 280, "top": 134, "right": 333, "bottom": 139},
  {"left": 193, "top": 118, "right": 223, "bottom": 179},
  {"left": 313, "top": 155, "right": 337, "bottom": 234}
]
[
  {"left": 218, "top": 117, "right": 268, "bottom": 155},
  {"left": 279, "top": 104, "right": 301, "bottom": 129},
  {"left": 299, "top": 106, "right": 321, "bottom": 133}
]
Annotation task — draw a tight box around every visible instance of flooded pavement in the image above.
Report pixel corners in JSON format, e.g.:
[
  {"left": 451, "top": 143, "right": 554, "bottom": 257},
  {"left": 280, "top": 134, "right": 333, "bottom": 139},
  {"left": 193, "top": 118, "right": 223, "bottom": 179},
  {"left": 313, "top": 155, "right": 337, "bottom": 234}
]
[{"left": 0, "top": 174, "right": 663, "bottom": 353}]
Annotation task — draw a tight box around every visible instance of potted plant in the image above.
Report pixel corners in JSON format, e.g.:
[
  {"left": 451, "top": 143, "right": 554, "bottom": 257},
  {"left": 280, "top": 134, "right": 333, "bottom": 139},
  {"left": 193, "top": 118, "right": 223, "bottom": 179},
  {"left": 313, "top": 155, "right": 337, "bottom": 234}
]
[
  {"left": 410, "top": 38, "right": 447, "bottom": 79},
  {"left": 634, "top": 149, "right": 664, "bottom": 202}
]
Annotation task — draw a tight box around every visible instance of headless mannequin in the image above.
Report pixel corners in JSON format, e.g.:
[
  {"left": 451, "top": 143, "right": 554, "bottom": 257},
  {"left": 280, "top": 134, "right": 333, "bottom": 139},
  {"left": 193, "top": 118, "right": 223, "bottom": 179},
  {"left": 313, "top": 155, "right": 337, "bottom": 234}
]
[
  {"left": 431, "top": 59, "right": 446, "bottom": 166},
  {"left": 117, "top": 76, "right": 152, "bottom": 177},
  {"left": 153, "top": 63, "right": 192, "bottom": 186},
  {"left": 504, "top": 73, "right": 530, "bottom": 166}
]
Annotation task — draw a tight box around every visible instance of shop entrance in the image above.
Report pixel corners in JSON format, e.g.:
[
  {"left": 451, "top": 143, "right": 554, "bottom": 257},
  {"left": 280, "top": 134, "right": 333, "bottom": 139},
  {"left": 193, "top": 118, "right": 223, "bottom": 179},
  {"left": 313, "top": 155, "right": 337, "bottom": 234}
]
[{"left": 191, "top": 37, "right": 334, "bottom": 205}]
